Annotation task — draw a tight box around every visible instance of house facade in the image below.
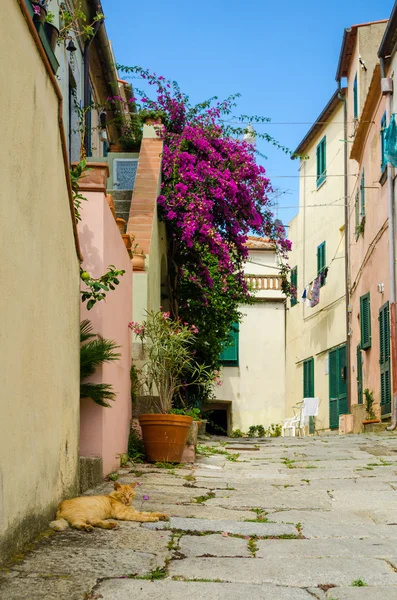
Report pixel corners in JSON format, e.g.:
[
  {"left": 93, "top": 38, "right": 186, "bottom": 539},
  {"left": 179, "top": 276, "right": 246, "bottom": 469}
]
[
  {"left": 286, "top": 92, "right": 347, "bottom": 431},
  {"left": 213, "top": 238, "right": 286, "bottom": 434},
  {"left": 379, "top": 3, "right": 397, "bottom": 428},
  {"left": 0, "top": 0, "right": 82, "bottom": 562},
  {"left": 337, "top": 21, "right": 389, "bottom": 422}
]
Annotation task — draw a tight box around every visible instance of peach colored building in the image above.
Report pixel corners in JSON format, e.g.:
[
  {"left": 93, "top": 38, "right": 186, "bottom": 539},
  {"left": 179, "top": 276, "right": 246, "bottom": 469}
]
[
  {"left": 337, "top": 21, "right": 390, "bottom": 419},
  {"left": 78, "top": 164, "right": 133, "bottom": 475}
]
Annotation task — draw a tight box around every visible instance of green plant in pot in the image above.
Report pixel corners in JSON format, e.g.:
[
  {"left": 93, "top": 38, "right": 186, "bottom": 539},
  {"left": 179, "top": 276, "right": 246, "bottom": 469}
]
[
  {"left": 129, "top": 310, "right": 211, "bottom": 462},
  {"left": 44, "top": 11, "right": 59, "bottom": 52},
  {"left": 363, "top": 388, "right": 379, "bottom": 423},
  {"left": 31, "top": 1, "right": 48, "bottom": 24}
]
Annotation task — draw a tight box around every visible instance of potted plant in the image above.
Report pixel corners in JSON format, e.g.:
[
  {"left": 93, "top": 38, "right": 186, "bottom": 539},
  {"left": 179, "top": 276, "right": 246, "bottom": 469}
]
[
  {"left": 31, "top": 1, "right": 48, "bottom": 24},
  {"left": 44, "top": 12, "right": 59, "bottom": 52},
  {"left": 129, "top": 311, "right": 210, "bottom": 462},
  {"left": 132, "top": 249, "right": 146, "bottom": 271},
  {"left": 363, "top": 388, "right": 380, "bottom": 424}
]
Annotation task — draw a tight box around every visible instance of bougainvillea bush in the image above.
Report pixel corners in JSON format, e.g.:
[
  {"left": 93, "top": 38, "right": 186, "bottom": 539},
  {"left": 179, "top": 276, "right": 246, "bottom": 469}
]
[{"left": 115, "top": 66, "right": 292, "bottom": 404}]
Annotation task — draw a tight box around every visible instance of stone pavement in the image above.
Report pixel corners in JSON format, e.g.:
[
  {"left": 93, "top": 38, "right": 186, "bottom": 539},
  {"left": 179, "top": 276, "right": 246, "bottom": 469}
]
[{"left": 2, "top": 433, "right": 397, "bottom": 599}]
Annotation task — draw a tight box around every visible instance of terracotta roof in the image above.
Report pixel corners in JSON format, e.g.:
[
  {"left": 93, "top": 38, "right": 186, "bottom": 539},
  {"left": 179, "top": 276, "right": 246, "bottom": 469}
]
[
  {"left": 245, "top": 236, "right": 275, "bottom": 250},
  {"left": 336, "top": 20, "right": 388, "bottom": 81},
  {"left": 292, "top": 89, "right": 346, "bottom": 158},
  {"left": 379, "top": 2, "right": 397, "bottom": 57}
]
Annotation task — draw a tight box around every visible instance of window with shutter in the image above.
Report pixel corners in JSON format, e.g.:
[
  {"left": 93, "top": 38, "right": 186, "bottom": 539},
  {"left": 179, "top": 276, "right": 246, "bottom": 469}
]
[
  {"left": 220, "top": 324, "right": 239, "bottom": 366},
  {"left": 291, "top": 267, "right": 298, "bottom": 307},
  {"left": 379, "top": 302, "right": 391, "bottom": 415},
  {"left": 316, "top": 137, "right": 326, "bottom": 187},
  {"left": 360, "top": 293, "right": 371, "bottom": 350},
  {"left": 317, "top": 242, "right": 326, "bottom": 287}
]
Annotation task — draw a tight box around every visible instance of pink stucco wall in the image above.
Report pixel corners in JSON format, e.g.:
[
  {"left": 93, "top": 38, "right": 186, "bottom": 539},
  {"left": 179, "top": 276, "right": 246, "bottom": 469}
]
[
  {"left": 78, "top": 192, "right": 132, "bottom": 475},
  {"left": 347, "top": 59, "right": 389, "bottom": 414}
]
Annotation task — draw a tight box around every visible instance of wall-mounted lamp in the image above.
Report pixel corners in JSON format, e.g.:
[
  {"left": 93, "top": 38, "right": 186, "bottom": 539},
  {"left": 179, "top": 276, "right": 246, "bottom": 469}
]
[{"left": 377, "top": 283, "right": 385, "bottom": 294}]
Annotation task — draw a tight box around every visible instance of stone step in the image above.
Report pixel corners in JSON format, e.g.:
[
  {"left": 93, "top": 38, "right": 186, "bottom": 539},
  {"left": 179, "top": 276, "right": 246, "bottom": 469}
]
[{"left": 96, "top": 580, "right": 313, "bottom": 600}]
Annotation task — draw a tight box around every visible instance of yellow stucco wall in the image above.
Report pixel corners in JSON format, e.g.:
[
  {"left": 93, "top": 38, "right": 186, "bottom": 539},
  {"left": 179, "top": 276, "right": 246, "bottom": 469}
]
[
  {"left": 286, "top": 101, "right": 346, "bottom": 430},
  {"left": 0, "top": 1, "right": 80, "bottom": 562}
]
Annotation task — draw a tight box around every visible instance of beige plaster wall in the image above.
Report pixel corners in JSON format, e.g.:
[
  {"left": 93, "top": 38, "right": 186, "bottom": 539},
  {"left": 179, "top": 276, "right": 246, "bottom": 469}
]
[
  {"left": 286, "top": 100, "right": 346, "bottom": 430},
  {"left": 215, "top": 249, "right": 286, "bottom": 432},
  {"left": 0, "top": 1, "right": 80, "bottom": 562}
]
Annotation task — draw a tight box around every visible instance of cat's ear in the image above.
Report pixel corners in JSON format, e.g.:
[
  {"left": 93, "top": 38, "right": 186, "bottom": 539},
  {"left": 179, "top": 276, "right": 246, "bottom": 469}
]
[{"left": 114, "top": 482, "right": 121, "bottom": 490}]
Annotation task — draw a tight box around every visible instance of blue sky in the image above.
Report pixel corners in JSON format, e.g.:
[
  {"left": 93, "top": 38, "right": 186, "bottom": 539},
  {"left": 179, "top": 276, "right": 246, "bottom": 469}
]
[{"left": 101, "top": 0, "right": 394, "bottom": 226}]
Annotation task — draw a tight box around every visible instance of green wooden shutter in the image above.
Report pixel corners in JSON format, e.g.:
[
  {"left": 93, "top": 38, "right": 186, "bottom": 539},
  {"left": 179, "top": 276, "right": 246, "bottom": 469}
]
[
  {"left": 329, "top": 349, "right": 339, "bottom": 429},
  {"left": 303, "top": 358, "right": 315, "bottom": 433},
  {"left": 353, "top": 74, "right": 358, "bottom": 119},
  {"left": 316, "top": 137, "right": 326, "bottom": 187},
  {"left": 220, "top": 324, "right": 239, "bottom": 366},
  {"left": 360, "top": 293, "right": 371, "bottom": 350},
  {"left": 357, "top": 345, "right": 363, "bottom": 404},
  {"left": 291, "top": 266, "right": 298, "bottom": 307},
  {"left": 379, "top": 302, "right": 391, "bottom": 415},
  {"left": 381, "top": 112, "right": 387, "bottom": 171},
  {"left": 338, "top": 345, "right": 348, "bottom": 415},
  {"left": 360, "top": 170, "right": 365, "bottom": 217},
  {"left": 355, "top": 191, "right": 360, "bottom": 239}
]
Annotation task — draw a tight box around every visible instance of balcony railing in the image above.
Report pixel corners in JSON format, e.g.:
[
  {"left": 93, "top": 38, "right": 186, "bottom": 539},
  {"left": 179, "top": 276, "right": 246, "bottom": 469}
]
[{"left": 245, "top": 274, "right": 282, "bottom": 291}]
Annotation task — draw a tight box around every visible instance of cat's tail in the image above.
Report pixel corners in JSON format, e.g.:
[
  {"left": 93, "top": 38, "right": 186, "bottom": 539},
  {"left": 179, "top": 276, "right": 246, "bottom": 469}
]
[{"left": 49, "top": 518, "right": 69, "bottom": 531}]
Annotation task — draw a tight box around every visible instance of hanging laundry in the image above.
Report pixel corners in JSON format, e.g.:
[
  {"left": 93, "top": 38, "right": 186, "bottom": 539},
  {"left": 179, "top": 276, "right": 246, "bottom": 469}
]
[
  {"left": 306, "top": 283, "right": 313, "bottom": 302},
  {"left": 310, "top": 276, "right": 321, "bottom": 307},
  {"left": 385, "top": 114, "right": 397, "bottom": 167},
  {"left": 301, "top": 287, "right": 307, "bottom": 302}
]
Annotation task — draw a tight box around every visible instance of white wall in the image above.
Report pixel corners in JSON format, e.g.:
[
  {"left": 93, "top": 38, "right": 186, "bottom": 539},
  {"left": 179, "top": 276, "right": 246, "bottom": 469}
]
[{"left": 215, "top": 247, "right": 286, "bottom": 432}]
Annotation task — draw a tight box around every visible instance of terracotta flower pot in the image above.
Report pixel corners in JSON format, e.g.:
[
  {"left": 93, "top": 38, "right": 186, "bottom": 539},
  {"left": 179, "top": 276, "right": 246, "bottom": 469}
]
[
  {"left": 132, "top": 253, "right": 146, "bottom": 271},
  {"left": 116, "top": 218, "right": 126, "bottom": 234},
  {"left": 122, "top": 234, "right": 132, "bottom": 250},
  {"left": 139, "top": 414, "right": 193, "bottom": 463}
]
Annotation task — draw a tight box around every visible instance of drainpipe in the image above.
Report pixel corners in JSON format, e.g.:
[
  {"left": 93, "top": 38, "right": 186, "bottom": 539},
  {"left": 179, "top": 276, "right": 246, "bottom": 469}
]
[
  {"left": 83, "top": 16, "right": 104, "bottom": 156},
  {"left": 338, "top": 85, "right": 351, "bottom": 411},
  {"left": 380, "top": 57, "right": 397, "bottom": 430}
]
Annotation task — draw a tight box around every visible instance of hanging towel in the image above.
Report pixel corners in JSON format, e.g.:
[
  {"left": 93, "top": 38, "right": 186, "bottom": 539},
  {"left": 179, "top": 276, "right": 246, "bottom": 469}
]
[
  {"left": 306, "top": 283, "right": 313, "bottom": 301},
  {"left": 310, "top": 276, "right": 321, "bottom": 307},
  {"left": 303, "top": 398, "right": 319, "bottom": 419}
]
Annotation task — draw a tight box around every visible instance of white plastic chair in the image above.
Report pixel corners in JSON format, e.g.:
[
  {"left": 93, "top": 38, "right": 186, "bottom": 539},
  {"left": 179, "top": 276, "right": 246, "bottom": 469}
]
[
  {"left": 282, "top": 398, "right": 320, "bottom": 437},
  {"left": 282, "top": 401, "right": 304, "bottom": 437}
]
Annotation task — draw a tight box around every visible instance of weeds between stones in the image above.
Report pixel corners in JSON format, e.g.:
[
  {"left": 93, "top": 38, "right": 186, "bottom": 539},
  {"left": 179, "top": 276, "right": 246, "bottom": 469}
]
[
  {"left": 247, "top": 536, "right": 259, "bottom": 557},
  {"left": 193, "top": 491, "right": 216, "bottom": 504},
  {"left": 282, "top": 457, "right": 296, "bottom": 469},
  {"left": 352, "top": 578, "right": 367, "bottom": 587}
]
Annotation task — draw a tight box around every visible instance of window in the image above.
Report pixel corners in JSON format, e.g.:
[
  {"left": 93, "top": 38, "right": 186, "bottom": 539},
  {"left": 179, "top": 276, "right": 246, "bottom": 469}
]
[
  {"left": 381, "top": 112, "right": 387, "bottom": 172},
  {"left": 291, "top": 266, "right": 298, "bottom": 307},
  {"left": 316, "top": 137, "right": 326, "bottom": 187},
  {"left": 353, "top": 74, "right": 358, "bottom": 119},
  {"left": 360, "top": 292, "right": 371, "bottom": 350},
  {"left": 220, "top": 324, "right": 239, "bottom": 366},
  {"left": 317, "top": 241, "right": 326, "bottom": 286}
]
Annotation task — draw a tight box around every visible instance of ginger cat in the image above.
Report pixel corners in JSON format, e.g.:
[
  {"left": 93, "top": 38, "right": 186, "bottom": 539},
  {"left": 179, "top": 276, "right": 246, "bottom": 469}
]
[{"left": 50, "top": 482, "right": 169, "bottom": 532}]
